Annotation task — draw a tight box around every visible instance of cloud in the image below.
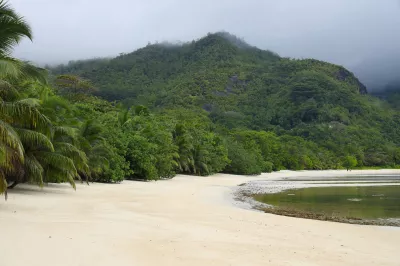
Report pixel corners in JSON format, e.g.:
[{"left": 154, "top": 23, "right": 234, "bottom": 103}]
[{"left": 10, "top": 0, "right": 400, "bottom": 89}]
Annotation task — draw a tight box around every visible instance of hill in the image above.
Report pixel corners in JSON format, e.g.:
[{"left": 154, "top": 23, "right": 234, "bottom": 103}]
[{"left": 50, "top": 32, "right": 400, "bottom": 169}]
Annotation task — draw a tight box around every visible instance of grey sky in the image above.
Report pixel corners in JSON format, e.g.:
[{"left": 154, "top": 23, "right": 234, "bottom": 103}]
[{"left": 11, "top": 0, "right": 400, "bottom": 85}]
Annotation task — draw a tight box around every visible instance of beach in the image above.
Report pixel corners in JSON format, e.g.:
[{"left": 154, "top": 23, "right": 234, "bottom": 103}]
[{"left": 1, "top": 170, "right": 399, "bottom": 266}]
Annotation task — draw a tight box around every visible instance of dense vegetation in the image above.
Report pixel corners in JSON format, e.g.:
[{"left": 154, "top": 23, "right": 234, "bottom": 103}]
[
  {"left": 52, "top": 33, "right": 400, "bottom": 173},
  {"left": 2, "top": 1, "right": 400, "bottom": 198}
]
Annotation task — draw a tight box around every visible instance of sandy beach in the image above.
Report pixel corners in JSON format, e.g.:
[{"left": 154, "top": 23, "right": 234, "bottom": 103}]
[{"left": 1, "top": 170, "right": 399, "bottom": 266}]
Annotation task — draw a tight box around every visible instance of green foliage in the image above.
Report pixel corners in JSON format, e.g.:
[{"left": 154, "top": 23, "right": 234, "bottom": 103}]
[
  {"left": 343, "top": 156, "right": 358, "bottom": 170},
  {"left": 3, "top": 0, "right": 400, "bottom": 197},
  {"left": 55, "top": 74, "right": 96, "bottom": 96},
  {"left": 224, "top": 137, "right": 263, "bottom": 175},
  {"left": 165, "top": 108, "right": 230, "bottom": 175},
  {"left": 48, "top": 32, "right": 400, "bottom": 174}
]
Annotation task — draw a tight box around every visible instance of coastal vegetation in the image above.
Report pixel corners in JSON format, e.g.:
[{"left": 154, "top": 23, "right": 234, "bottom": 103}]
[{"left": 1, "top": 0, "right": 400, "bottom": 197}]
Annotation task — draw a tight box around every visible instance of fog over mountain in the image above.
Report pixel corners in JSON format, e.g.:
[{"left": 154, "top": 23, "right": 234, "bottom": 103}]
[{"left": 11, "top": 0, "right": 400, "bottom": 91}]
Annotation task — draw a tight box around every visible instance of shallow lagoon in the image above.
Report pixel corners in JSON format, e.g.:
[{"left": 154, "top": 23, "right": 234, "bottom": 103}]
[
  {"left": 254, "top": 185, "right": 400, "bottom": 220},
  {"left": 244, "top": 175, "right": 400, "bottom": 225}
]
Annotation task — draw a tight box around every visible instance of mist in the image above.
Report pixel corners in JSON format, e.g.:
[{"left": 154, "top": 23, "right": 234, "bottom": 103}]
[{"left": 11, "top": 0, "right": 400, "bottom": 91}]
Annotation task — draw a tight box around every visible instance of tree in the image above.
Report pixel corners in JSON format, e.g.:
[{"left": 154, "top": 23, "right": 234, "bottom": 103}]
[
  {"left": 343, "top": 156, "right": 357, "bottom": 171},
  {"left": 0, "top": 1, "right": 45, "bottom": 82},
  {"left": 55, "top": 75, "right": 96, "bottom": 96},
  {"left": 0, "top": 0, "right": 45, "bottom": 196},
  {"left": 77, "top": 120, "right": 109, "bottom": 181},
  {"left": 0, "top": 0, "right": 83, "bottom": 194}
]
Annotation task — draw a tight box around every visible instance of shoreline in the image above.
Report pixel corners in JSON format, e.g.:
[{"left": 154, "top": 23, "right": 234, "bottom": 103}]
[
  {"left": 1, "top": 170, "right": 400, "bottom": 265},
  {"left": 234, "top": 170, "right": 400, "bottom": 227}
]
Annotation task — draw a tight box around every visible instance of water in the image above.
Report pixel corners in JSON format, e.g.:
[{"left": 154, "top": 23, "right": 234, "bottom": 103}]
[{"left": 254, "top": 185, "right": 400, "bottom": 220}]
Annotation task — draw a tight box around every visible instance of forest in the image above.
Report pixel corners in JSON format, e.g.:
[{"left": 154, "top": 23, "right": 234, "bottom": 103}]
[{"left": 1, "top": 1, "right": 400, "bottom": 197}]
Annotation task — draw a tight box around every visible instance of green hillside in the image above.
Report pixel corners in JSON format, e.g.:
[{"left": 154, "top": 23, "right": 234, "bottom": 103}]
[
  {"left": 50, "top": 32, "right": 400, "bottom": 172},
  {"left": 3, "top": 0, "right": 400, "bottom": 197}
]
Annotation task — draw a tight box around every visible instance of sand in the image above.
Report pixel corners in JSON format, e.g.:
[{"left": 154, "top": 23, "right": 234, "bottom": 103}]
[{"left": 1, "top": 170, "right": 399, "bottom": 266}]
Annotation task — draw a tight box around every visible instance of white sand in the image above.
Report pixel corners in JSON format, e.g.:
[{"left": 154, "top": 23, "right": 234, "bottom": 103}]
[{"left": 1, "top": 170, "right": 399, "bottom": 266}]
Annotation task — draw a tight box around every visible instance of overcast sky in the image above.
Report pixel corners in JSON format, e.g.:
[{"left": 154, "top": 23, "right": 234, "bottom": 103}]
[{"left": 11, "top": 0, "right": 400, "bottom": 72}]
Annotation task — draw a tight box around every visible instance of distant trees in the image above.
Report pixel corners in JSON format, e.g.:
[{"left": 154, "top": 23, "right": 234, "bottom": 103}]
[
  {"left": 45, "top": 30, "right": 400, "bottom": 171},
  {"left": 3, "top": 0, "right": 400, "bottom": 201},
  {"left": 55, "top": 75, "right": 96, "bottom": 95},
  {"left": 46, "top": 29, "right": 400, "bottom": 172},
  {"left": 343, "top": 156, "right": 358, "bottom": 171}
]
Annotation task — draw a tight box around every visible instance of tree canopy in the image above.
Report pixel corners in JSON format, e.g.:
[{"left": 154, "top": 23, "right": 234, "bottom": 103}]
[{"left": 2, "top": 1, "right": 400, "bottom": 199}]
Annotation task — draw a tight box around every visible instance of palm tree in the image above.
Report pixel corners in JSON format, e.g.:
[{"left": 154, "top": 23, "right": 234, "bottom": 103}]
[
  {"left": 0, "top": 0, "right": 45, "bottom": 82},
  {"left": 0, "top": 0, "right": 38, "bottom": 195},
  {"left": 77, "top": 120, "right": 109, "bottom": 181},
  {"left": 0, "top": 1, "right": 77, "bottom": 196},
  {"left": 173, "top": 123, "right": 195, "bottom": 173},
  {"left": 0, "top": 94, "right": 53, "bottom": 191}
]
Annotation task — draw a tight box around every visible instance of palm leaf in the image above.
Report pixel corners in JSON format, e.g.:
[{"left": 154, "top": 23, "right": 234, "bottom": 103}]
[
  {"left": 53, "top": 126, "right": 78, "bottom": 141},
  {"left": 44, "top": 168, "right": 76, "bottom": 190},
  {"left": 24, "top": 153, "right": 43, "bottom": 186},
  {"left": 15, "top": 128, "right": 54, "bottom": 151},
  {"left": 0, "top": 119, "right": 24, "bottom": 160},
  {"left": 34, "top": 151, "right": 77, "bottom": 174},
  {"left": 0, "top": 56, "right": 21, "bottom": 78},
  {"left": 54, "top": 142, "right": 89, "bottom": 173},
  {"left": 0, "top": 101, "right": 52, "bottom": 135},
  {"left": 0, "top": 79, "right": 19, "bottom": 100},
  {"left": 16, "top": 97, "right": 41, "bottom": 107},
  {"left": 0, "top": 0, "right": 32, "bottom": 55},
  {"left": 0, "top": 142, "right": 23, "bottom": 172},
  {"left": 0, "top": 57, "right": 47, "bottom": 83}
]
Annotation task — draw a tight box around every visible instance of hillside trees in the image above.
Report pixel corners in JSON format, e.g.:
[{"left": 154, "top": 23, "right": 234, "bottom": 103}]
[{"left": 4, "top": 0, "right": 400, "bottom": 199}]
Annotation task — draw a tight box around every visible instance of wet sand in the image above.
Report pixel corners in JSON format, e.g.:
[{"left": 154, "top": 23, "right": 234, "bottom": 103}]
[{"left": 1, "top": 170, "right": 399, "bottom": 266}]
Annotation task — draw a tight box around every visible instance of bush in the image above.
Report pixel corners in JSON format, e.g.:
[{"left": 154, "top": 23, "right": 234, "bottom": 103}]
[{"left": 262, "top": 161, "right": 274, "bottom": 173}]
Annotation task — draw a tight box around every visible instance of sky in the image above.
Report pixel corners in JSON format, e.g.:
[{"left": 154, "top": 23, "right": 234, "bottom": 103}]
[{"left": 10, "top": 0, "right": 400, "bottom": 88}]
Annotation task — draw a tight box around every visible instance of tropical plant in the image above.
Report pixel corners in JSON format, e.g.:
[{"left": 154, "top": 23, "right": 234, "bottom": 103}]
[{"left": 0, "top": 1, "right": 78, "bottom": 196}]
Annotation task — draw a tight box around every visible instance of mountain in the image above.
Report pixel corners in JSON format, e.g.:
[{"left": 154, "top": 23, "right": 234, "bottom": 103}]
[
  {"left": 52, "top": 33, "right": 368, "bottom": 126},
  {"left": 50, "top": 32, "right": 400, "bottom": 167}
]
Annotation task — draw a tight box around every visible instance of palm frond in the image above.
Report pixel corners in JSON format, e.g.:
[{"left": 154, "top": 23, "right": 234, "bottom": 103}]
[
  {"left": 0, "top": 56, "right": 21, "bottom": 77},
  {"left": 54, "top": 142, "right": 89, "bottom": 173},
  {"left": 0, "top": 142, "right": 23, "bottom": 172},
  {"left": 90, "top": 144, "right": 110, "bottom": 156},
  {"left": 0, "top": 0, "right": 22, "bottom": 19},
  {"left": 34, "top": 151, "right": 77, "bottom": 175},
  {"left": 15, "top": 128, "right": 54, "bottom": 151},
  {"left": 16, "top": 97, "right": 40, "bottom": 107},
  {"left": 24, "top": 153, "right": 43, "bottom": 186},
  {"left": 53, "top": 126, "right": 78, "bottom": 140},
  {"left": 18, "top": 63, "right": 47, "bottom": 84},
  {"left": 0, "top": 79, "right": 19, "bottom": 100},
  {"left": 80, "top": 120, "right": 103, "bottom": 142},
  {"left": 88, "top": 155, "right": 109, "bottom": 175},
  {"left": 0, "top": 119, "right": 24, "bottom": 160},
  {"left": 0, "top": 143, "right": 23, "bottom": 175},
  {"left": 0, "top": 101, "right": 52, "bottom": 135},
  {"left": 0, "top": 0, "right": 32, "bottom": 55},
  {"left": 0, "top": 57, "right": 46, "bottom": 83},
  {"left": 44, "top": 168, "right": 76, "bottom": 190}
]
